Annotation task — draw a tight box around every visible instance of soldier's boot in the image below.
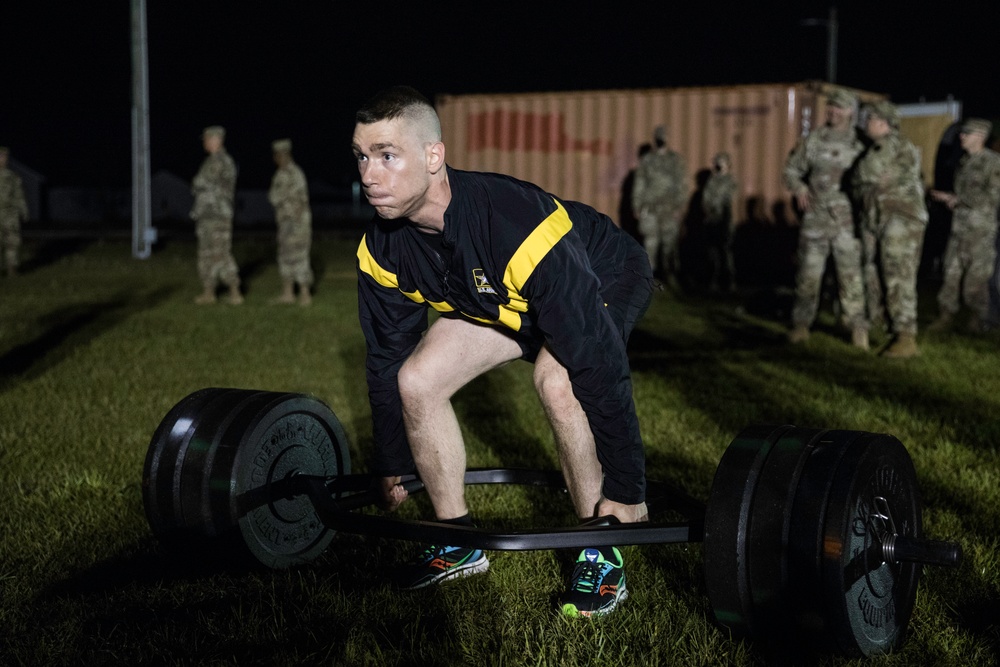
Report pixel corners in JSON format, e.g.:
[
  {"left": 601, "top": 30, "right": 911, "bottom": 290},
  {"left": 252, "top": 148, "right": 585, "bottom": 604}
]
[
  {"left": 194, "top": 283, "right": 217, "bottom": 305},
  {"left": 926, "top": 312, "right": 954, "bottom": 333},
  {"left": 298, "top": 283, "right": 312, "bottom": 307},
  {"left": 272, "top": 280, "right": 296, "bottom": 304},
  {"left": 787, "top": 326, "right": 810, "bottom": 344},
  {"left": 851, "top": 327, "right": 869, "bottom": 350},
  {"left": 226, "top": 282, "right": 244, "bottom": 305},
  {"left": 881, "top": 333, "right": 919, "bottom": 359}
]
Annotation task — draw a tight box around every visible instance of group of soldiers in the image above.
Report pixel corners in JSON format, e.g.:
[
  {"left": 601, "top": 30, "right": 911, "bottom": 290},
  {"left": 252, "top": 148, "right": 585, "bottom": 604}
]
[
  {"left": 0, "top": 128, "right": 316, "bottom": 307},
  {"left": 190, "top": 125, "right": 314, "bottom": 306},
  {"left": 785, "top": 90, "right": 1000, "bottom": 358},
  {"left": 631, "top": 89, "right": 1000, "bottom": 359},
  {"left": 6, "top": 98, "right": 998, "bottom": 345},
  {"left": 631, "top": 128, "right": 740, "bottom": 293}
]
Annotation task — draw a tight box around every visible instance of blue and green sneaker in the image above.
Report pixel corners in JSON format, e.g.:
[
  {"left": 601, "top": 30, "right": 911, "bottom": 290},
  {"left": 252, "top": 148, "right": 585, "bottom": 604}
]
[
  {"left": 394, "top": 545, "right": 489, "bottom": 590},
  {"left": 560, "top": 547, "right": 628, "bottom": 617}
]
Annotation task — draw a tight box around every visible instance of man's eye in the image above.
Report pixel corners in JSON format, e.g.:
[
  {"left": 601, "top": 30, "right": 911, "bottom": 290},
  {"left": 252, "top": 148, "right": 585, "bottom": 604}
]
[{"left": 382, "top": 154, "right": 395, "bottom": 161}]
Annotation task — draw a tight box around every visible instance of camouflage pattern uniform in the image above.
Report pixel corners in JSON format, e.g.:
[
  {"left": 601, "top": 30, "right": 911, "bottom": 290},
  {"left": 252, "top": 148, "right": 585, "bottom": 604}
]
[
  {"left": 701, "top": 154, "right": 738, "bottom": 290},
  {"left": 852, "top": 107, "right": 929, "bottom": 339},
  {"left": 783, "top": 111, "right": 867, "bottom": 333},
  {"left": 631, "top": 126, "right": 687, "bottom": 277},
  {"left": 936, "top": 137, "right": 1000, "bottom": 324},
  {"left": 268, "top": 140, "right": 313, "bottom": 303},
  {"left": 190, "top": 129, "right": 240, "bottom": 298},
  {"left": 0, "top": 148, "right": 29, "bottom": 276}
]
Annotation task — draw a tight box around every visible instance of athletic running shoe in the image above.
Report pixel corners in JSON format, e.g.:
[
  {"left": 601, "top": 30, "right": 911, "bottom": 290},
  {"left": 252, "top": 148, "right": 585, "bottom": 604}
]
[
  {"left": 560, "top": 547, "right": 628, "bottom": 617},
  {"left": 394, "top": 545, "right": 489, "bottom": 590}
]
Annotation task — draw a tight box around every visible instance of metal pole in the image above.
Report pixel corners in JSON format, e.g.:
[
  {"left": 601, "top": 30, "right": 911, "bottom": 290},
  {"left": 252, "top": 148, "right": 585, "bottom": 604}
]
[
  {"left": 827, "top": 6, "right": 838, "bottom": 84},
  {"left": 800, "top": 6, "right": 839, "bottom": 84},
  {"left": 130, "top": 0, "right": 156, "bottom": 259}
]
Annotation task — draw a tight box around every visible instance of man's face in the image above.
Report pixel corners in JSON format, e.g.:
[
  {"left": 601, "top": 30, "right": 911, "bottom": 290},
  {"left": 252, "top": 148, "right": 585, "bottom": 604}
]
[
  {"left": 826, "top": 104, "right": 852, "bottom": 129},
  {"left": 273, "top": 150, "right": 290, "bottom": 168},
  {"left": 202, "top": 134, "right": 222, "bottom": 154},
  {"left": 865, "top": 116, "right": 891, "bottom": 140},
  {"left": 959, "top": 130, "right": 986, "bottom": 153},
  {"left": 352, "top": 118, "right": 432, "bottom": 220}
]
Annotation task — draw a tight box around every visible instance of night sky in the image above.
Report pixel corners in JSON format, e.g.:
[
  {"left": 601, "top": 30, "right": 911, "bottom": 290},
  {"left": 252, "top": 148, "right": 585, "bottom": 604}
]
[{"left": 4, "top": 2, "right": 999, "bottom": 189}]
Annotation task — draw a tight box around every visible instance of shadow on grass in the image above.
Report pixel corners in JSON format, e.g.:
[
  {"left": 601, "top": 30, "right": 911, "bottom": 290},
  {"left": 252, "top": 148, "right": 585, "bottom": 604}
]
[
  {"left": 19, "top": 238, "right": 97, "bottom": 274},
  {"left": 0, "top": 285, "right": 177, "bottom": 395},
  {"left": 18, "top": 533, "right": 469, "bottom": 666}
]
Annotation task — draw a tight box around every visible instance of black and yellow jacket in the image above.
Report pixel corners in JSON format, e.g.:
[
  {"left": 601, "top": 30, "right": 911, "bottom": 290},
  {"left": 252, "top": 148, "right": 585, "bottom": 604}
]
[{"left": 356, "top": 167, "right": 648, "bottom": 504}]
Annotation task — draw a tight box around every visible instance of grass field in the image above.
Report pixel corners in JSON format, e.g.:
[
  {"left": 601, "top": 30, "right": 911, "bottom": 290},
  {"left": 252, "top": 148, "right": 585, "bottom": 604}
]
[{"left": 1, "top": 234, "right": 998, "bottom": 666}]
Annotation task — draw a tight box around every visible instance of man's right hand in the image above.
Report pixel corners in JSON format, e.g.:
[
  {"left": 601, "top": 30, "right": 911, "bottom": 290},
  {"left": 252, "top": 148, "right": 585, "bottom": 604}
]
[
  {"left": 795, "top": 190, "right": 812, "bottom": 213},
  {"left": 377, "top": 475, "right": 408, "bottom": 512}
]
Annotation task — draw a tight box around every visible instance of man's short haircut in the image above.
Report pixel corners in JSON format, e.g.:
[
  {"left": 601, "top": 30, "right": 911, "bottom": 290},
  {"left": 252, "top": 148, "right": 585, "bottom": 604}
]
[{"left": 356, "top": 86, "right": 441, "bottom": 142}]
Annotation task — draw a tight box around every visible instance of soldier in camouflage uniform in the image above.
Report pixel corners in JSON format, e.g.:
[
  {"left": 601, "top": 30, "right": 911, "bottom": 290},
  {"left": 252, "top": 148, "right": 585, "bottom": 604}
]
[
  {"left": 0, "top": 147, "right": 29, "bottom": 277},
  {"left": 928, "top": 118, "right": 1000, "bottom": 333},
  {"left": 783, "top": 89, "right": 868, "bottom": 348},
  {"left": 631, "top": 125, "right": 687, "bottom": 281},
  {"left": 268, "top": 139, "right": 314, "bottom": 306},
  {"left": 852, "top": 101, "right": 929, "bottom": 358},
  {"left": 190, "top": 126, "right": 242, "bottom": 305},
  {"left": 701, "top": 152, "right": 738, "bottom": 291}
]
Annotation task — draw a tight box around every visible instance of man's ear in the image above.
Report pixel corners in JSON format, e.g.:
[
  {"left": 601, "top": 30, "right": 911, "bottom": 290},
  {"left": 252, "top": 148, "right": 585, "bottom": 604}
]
[{"left": 427, "top": 141, "right": 446, "bottom": 174}]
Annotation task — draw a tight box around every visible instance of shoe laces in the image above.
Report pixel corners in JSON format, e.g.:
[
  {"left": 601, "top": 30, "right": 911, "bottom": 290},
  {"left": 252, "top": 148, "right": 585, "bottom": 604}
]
[
  {"left": 411, "top": 544, "right": 446, "bottom": 564},
  {"left": 570, "top": 561, "right": 604, "bottom": 594}
]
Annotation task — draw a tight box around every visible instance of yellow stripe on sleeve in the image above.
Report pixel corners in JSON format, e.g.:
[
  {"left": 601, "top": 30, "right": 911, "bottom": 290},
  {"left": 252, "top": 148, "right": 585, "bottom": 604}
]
[
  {"left": 358, "top": 234, "right": 455, "bottom": 312},
  {"left": 503, "top": 199, "right": 573, "bottom": 293},
  {"left": 356, "top": 234, "right": 398, "bottom": 289}
]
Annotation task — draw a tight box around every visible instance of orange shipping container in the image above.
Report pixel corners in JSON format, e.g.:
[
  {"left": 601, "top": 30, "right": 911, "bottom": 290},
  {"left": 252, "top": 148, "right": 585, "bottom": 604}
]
[{"left": 436, "top": 82, "right": 885, "bottom": 227}]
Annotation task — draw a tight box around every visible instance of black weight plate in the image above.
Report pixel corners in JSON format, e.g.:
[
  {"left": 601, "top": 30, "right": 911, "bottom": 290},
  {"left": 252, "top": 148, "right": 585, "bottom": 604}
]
[
  {"left": 746, "top": 426, "right": 828, "bottom": 637},
  {"left": 703, "top": 424, "right": 795, "bottom": 637},
  {"left": 786, "top": 429, "right": 867, "bottom": 639},
  {"left": 219, "top": 393, "right": 351, "bottom": 569},
  {"left": 821, "top": 432, "right": 921, "bottom": 657},
  {"left": 175, "top": 390, "right": 272, "bottom": 533},
  {"left": 142, "top": 387, "right": 242, "bottom": 542}
]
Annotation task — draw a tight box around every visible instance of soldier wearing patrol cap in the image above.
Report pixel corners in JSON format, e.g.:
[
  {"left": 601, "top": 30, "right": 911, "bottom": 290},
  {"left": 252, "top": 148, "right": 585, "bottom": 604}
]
[
  {"left": 701, "top": 151, "right": 739, "bottom": 291},
  {"left": 0, "top": 146, "right": 29, "bottom": 277},
  {"left": 928, "top": 118, "right": 1000, "bottom": 333},
  {"left": 267, "top": 138, "right": 314, "bottom": 305},
  {"left": 852, "top": 101, "right": 929, "bottom": 357},
  {"left": 630, "top": 124, "right": 687, "bottom": 282},
  {"left": 783, "top": 87, "right": 868, "bottom": 348},
  {"left": 190, "top": 125, "right": 242, "bottom": 305}
]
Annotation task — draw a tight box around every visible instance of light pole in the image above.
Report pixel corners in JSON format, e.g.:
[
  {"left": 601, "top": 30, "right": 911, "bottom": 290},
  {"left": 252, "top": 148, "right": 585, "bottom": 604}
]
[
  {"left": 801, "top": 6, "right": 839, "bottom": 84},
  {"left": 130, "top": 0, "right": 157, "bottom": 259}
]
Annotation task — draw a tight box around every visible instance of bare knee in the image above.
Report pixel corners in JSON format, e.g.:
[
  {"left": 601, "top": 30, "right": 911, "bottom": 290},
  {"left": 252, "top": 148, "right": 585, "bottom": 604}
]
[
  {"left": 397, "top": 359, "right": 440, "bottom": 414},
  {"left": 534, "top": 364, "right": 577, "bottom": 415}
]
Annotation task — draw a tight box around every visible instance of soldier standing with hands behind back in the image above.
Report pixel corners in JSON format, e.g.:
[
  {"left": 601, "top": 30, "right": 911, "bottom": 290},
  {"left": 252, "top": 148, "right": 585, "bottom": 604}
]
[
  {"left": 191, "top": 125, "right": 242, "bottom": 305},
  {"left": 701, "top": 151, "right": 739, "bottom": 292},
  {"left": 268, "top": 139, "right": 314, "bottom": 306},
  {"left": 631, "top": 125, "right": 687, "bottom": 282},
  {"left": 928, "top": 118, "right": 1000, "bottom": 333}
]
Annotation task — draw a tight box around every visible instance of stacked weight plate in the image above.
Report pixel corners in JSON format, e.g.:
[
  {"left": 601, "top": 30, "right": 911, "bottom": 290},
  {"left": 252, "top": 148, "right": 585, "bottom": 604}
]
[
  {"left": 142, "top": 388, "right": 352, "bottom": 569},
  {"left": 704, "top": 425, "right": 922, "bottom": 657}
]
